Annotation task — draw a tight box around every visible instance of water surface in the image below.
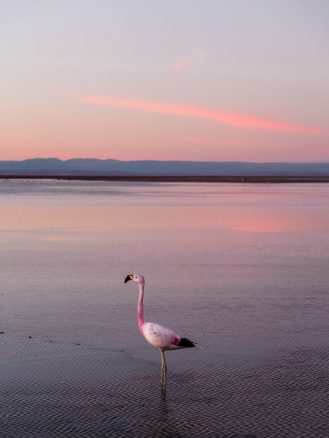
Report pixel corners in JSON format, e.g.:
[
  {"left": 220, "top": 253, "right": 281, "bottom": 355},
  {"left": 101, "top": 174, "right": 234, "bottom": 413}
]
[{"left": 0, "top": 181, "right": 328, "bottom": 437}]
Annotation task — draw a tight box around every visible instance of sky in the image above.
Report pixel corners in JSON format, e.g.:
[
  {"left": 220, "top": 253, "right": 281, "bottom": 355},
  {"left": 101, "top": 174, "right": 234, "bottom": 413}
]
[{"left": 1, "top": 0, "right": 329, "bottom": 162}]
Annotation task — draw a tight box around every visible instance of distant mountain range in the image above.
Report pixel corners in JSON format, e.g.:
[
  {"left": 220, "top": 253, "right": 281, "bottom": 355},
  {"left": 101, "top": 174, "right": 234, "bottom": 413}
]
[{"left": 0, "top": 158, "right": 328, "bottom": 176}]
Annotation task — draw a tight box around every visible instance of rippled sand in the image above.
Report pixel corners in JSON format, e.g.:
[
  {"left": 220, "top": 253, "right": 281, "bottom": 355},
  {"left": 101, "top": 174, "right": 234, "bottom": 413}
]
[{"left": 0, "top": 181, "right": 329, "bottom": 437}]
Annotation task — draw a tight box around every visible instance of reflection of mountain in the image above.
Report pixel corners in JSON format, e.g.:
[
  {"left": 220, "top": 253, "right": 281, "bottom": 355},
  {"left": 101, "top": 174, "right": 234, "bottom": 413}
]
[{"left": 0, "top": 158, "right": 328, "bottom": 176}]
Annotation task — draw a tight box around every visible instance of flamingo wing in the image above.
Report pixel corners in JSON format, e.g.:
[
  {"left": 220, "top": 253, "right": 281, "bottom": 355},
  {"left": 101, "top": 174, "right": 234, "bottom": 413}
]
[{"left": 142, "top": 322, "right": 181, "bottom": 350}]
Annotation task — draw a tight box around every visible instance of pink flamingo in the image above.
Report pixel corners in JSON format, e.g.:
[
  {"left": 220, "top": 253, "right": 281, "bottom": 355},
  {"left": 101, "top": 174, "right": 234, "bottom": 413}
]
[{"left": 124, "top": 274, "right": 195, "bottom": 380}]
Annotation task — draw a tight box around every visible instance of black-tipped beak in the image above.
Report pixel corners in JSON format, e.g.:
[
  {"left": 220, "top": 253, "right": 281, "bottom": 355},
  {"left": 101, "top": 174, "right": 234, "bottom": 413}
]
[{"left": 124, "top": 274, "right": 133, "bottom": 284}]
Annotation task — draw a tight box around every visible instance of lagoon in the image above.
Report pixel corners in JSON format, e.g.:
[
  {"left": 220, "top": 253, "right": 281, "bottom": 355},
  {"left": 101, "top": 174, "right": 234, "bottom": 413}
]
[{"left": 0, "top": 180, "right": 329, "bottom": 437}]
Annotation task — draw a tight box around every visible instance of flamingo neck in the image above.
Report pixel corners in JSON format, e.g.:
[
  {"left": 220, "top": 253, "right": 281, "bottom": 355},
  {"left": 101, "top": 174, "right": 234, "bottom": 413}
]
[{"left": 137, "top": 283, "right": 145, "bottom": 332}]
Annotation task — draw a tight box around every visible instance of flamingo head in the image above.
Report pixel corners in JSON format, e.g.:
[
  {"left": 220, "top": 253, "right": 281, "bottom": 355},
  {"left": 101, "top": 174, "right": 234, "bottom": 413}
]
[{"left": 124, "top": 274, "right": 145, "bottom": 285}]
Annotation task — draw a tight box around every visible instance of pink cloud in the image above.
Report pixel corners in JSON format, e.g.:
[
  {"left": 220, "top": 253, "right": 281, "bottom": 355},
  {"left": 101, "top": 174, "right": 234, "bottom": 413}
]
[
  {"left": 80, "top": 95, "right": 325, "bottom": 134},
  {"left": 177, "top": 136, "right": 243, "bottom": 146},
  {"left": 172, "top": 50, "right": 202, "bottom": 72}
]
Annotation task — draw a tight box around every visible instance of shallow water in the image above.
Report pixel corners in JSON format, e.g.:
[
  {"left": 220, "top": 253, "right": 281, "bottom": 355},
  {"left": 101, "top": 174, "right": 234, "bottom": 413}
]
[{"left": 0, "top": 180, "right": 329, "bottom": 437}]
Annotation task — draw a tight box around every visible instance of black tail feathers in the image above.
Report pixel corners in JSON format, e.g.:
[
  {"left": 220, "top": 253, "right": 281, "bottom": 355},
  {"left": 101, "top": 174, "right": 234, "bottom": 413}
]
[{"left": 178, "top": 337, "right": 196, "bottom": 348}]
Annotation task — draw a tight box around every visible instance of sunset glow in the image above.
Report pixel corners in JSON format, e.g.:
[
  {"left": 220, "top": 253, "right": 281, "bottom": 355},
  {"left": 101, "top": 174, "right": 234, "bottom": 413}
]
[
  {"left": 80, "top": 95, "right": 322, "bottom": 134},
  {"left": 1, "top": 1, "right": 328, "bottom": 161}
]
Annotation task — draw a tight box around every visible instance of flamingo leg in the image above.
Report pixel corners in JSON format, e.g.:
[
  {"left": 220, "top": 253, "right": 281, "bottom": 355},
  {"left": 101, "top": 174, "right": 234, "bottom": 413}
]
[
  {"left": 161, "top": 351, "right": 167, "bottom": 394},
  {"left": 161, "top": 350, "right": 167, "bottom": 372},
  {"left": 161, "top": 369, "right": 166, "bottom": 393}
]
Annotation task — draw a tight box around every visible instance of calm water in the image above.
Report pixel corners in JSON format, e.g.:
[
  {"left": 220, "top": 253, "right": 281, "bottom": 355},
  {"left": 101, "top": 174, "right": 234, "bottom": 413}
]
[{"left": 0, "top": 180, "right": 329, "bottom": 437}]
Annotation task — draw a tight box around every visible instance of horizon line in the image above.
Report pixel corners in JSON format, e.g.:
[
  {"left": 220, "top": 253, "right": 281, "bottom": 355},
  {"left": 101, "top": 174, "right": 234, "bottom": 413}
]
[{"left": 1, "top": 157, "right": 329, "bottom": 165}]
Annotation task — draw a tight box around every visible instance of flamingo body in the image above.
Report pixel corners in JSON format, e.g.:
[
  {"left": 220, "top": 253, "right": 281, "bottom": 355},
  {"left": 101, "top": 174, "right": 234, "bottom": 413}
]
[{"left": 142, "top": 322, "right": 181, "bottom": 351}]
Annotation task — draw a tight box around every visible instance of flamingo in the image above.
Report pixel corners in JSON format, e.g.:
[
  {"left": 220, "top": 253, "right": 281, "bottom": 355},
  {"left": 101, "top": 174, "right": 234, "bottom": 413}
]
[{"left": 124, "top": 274, "right": 195, "bottom": 382}]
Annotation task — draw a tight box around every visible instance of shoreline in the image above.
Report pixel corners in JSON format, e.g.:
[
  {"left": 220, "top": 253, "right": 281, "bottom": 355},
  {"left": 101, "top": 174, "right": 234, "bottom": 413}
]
[{"left": 0, "top": 175, "right": 329, "bottom": 183}]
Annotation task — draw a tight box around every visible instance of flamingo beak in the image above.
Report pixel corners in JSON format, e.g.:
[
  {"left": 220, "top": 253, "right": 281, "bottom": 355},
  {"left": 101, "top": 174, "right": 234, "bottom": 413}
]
[{"left": 124, "top": 274, "right": 133, "bottom": 284}]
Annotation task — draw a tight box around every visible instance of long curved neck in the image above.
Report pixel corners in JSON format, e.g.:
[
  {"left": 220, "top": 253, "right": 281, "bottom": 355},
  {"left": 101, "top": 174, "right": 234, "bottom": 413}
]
[{"left": 137, "top": 282, "right": 145, "bottom": 332}]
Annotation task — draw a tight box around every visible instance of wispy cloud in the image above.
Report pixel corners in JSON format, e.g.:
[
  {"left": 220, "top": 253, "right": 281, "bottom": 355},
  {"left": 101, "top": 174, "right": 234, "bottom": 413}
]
[
  {"left": 172, "top": 50, "right": 203, "bottom": 73},
  {"left": 80, "top": 95, "right": 325, "bottom": 134},
  {"left": 177, "top": 136, "right": 243, "bottom": 146}
]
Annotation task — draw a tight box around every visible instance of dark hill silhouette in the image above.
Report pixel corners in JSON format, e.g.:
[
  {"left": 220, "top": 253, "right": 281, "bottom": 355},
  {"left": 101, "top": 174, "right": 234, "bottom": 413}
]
[{"left": 0, "top": 158, "right": 328, "bottom": 176}]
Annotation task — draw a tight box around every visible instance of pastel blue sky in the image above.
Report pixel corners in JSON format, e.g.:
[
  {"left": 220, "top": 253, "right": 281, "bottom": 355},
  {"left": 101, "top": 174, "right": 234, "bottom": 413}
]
[{"left": 1, "top": 0, "right": 328, "bottom": 161}]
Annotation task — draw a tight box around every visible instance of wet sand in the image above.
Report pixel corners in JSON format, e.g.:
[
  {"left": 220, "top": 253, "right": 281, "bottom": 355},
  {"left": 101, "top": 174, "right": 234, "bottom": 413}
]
[
  {"left": 1, "top": 346, "right": 328, "bottom": 437},
  {"left": 0, "top": 181, "right": 329, "bottom": 437}
]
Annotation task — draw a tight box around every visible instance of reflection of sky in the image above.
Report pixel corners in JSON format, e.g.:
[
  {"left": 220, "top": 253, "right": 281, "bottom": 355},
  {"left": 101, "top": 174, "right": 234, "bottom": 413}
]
[
  {"left": 1, "top": 181, "right": 329, "bottom": 371},
  {"left": 1, "top": 182, "right": 328, "bottom": 238}
]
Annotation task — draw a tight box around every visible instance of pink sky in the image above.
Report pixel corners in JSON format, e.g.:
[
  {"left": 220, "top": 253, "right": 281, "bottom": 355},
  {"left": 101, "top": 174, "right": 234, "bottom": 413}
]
[{"left": 1, "top": 1, "right": 329, "bottom": 162}]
